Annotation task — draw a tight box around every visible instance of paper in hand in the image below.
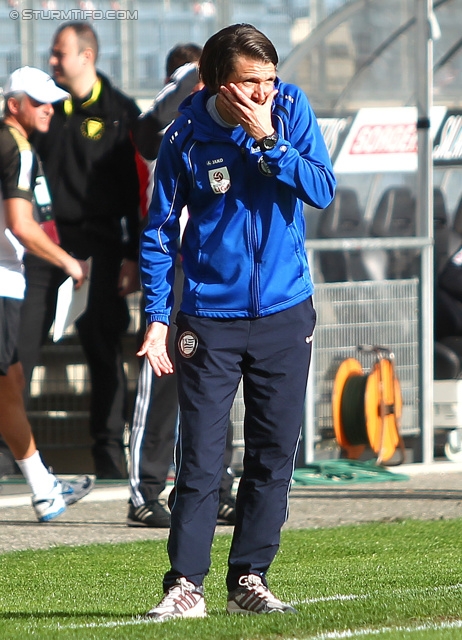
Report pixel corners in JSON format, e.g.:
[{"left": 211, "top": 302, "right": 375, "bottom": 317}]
[{"left": 52, "top": 258, "right": 92, "bottom": 342}]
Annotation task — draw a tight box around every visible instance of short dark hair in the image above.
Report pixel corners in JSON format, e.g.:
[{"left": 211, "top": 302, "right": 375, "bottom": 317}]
[
  {"left": 199, "top": 23, "right": 278, "bottom": 94},
  {"left": 53, "top": 21, "right": 99, "bottom": 62},
  {"left": 165, "top": 43, "right": 202, "bottom": 78}
]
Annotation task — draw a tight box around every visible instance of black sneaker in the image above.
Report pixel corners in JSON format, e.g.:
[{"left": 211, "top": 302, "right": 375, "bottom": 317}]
[
  {"left": 127, "top": 499, "right": 171, "bottom": 528},
  {"left": 227, "top": 574, "right": 297, "bottom": 614},
  {"left": 217, "top": 495, "right": 236, "bottom": 525},
  {"left": 146, "top": 577, "right": 206, "bottom": 621}
]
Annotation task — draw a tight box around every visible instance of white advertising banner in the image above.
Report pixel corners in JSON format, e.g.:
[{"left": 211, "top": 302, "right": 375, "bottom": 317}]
[{"left": 334, "top": 106, "right": 447, "bottom": 174}]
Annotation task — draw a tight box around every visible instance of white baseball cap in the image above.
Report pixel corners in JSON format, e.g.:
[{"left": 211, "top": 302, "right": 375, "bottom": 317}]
[{"left": 3, "top": 66, "right": 69, "bottom": 103}]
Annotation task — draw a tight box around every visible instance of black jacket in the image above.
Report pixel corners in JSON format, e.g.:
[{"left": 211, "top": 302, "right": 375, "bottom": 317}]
[{"left": 33, "top": 73, "right": 141, "bottom": 260}]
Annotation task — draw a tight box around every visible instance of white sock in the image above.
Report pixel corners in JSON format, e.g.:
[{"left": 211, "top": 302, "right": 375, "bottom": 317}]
[{"left": 15, "top": 451, "right": 57, "bottom": 496}]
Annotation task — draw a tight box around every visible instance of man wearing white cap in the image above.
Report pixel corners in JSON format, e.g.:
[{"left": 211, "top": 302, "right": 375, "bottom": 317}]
[
  {"left": 18, "top": 23, "right": 142, "bottom": 479},
  {"left": 0, "top": 66, "right": 94, "bottom": 521}
]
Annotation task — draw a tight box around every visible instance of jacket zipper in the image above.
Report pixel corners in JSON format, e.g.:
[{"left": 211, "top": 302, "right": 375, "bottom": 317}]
[{"left": 241, "top": 144, "right": 260, "bottom": 317}]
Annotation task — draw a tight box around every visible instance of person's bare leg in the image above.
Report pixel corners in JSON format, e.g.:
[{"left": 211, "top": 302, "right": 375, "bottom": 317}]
[
  {"left": 0, "top": 361, "right": 94, "bottom": 509},
  {"left": 0, "top": 361, "right": 69, "bottom": 522},
  {"left": 0, "top": 362, "right": 36, "bottom": 460}
]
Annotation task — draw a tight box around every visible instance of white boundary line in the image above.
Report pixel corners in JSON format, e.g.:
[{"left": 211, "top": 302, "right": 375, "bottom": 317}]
[
  {"left": 304, "top": 619, "right": 462, "bottom": 639},
  {"left": 49, "top": 584, "right": 462, "bottom": 633},
  {"left": 52, "top": 617, "right": 462, "bottom": 636},
  {"left": 0, "top": 485, "right": 128, "bottom": 509},
  {"left": 295, "top": 582, "right": 462, "bottom": 605}
]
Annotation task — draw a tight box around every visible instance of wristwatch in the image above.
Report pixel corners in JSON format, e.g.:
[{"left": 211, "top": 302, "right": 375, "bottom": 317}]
[{"left": 259, "top": 131, "right": 279, "bottom": 151}]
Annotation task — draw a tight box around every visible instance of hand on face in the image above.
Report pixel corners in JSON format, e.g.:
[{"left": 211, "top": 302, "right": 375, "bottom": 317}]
[
  {"left": 218, "top": 82, "right": 278, "bottom": 140},
  {"left": 216, "top": 56, "right": 278, "bottom": 141}
]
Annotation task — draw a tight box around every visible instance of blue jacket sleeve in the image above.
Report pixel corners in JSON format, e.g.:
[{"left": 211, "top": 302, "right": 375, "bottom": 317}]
[
  {"left": 140, "top": 136, "right": 187, "bottom": 325},
  {"left": 263, "top": 85, "right": 336, "bottom": 209}
]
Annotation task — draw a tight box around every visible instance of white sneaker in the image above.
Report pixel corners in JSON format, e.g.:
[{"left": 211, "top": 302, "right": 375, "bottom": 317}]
[
  {"left": 227, "top": 574, "right": 297, "bottom": 614},
  {"left": 146, "top": 577, "right": 206, "bottom": 622},
  {"left": 32, "top": 479, "right": 66, "bottom": 522},
  {"left": 59, "top": 475, "right": 94, "bottom": 506}
]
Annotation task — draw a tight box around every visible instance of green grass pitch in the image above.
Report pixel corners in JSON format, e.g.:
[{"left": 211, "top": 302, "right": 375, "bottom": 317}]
[{"left": 0, "top": 519, "right": 461, "bottom": 639}]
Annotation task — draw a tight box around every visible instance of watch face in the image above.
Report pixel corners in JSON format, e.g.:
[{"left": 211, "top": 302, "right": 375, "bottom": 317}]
[{"left": 262, "top": 134, "right": 278, "bottom": 150}]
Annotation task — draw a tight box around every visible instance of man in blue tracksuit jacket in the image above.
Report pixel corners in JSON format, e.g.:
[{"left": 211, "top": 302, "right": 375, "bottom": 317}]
[{"left": 138, "top": 24, "right": 336, "bottom": 620}]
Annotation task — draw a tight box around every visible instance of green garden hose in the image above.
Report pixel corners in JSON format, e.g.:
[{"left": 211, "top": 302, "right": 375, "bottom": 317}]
[{"left": 292, "top": 459, "right": 409, "bottom": 486}]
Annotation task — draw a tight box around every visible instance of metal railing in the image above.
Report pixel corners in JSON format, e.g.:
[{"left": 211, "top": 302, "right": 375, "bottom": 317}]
[{"left": 303, "top": 236, "right": 433, "bottom": 464}]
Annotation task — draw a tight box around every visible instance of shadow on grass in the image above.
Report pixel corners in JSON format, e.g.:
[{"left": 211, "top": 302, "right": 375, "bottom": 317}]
[{"left": 0, "top": 611, "right": 137, "bottom": 620}]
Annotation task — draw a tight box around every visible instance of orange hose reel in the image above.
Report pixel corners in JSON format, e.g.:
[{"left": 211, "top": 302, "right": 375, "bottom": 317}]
[{"left": 332, "top": 347, "right": 404, "bottom": 464}]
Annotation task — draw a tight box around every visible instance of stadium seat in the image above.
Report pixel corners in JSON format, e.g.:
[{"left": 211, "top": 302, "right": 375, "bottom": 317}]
[
  {"left": 433, "top": 187, "right": 449, "bottom": 276},
  {"left": 449, "top": 194, "right": 462, "bottom": 256},
  {"left": 370, "top": 186, "right": 417, "bottom": 279},
  {"left": 434, "top": 340, "right": 461, "bottom": 380},
  {"left": 452, "top": 195, "right": 462, "bottom": 236},
  {"left": 316, "top": 187, "right": 369, "bottom": 282}
]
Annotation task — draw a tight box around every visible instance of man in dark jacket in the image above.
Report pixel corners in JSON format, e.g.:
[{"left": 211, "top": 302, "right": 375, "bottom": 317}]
[{"left": 18, "top": 22, "right": 142, "bottom": 478}]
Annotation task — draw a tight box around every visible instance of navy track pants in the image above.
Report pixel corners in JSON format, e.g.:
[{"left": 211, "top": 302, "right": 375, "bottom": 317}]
[{"left": 163, "top": 297, "right": 316, "bottom": 592}]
